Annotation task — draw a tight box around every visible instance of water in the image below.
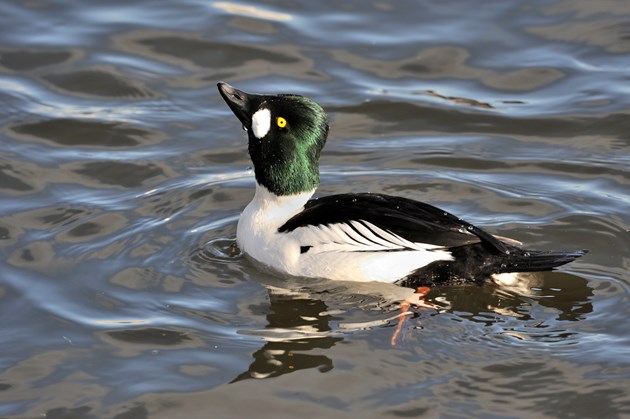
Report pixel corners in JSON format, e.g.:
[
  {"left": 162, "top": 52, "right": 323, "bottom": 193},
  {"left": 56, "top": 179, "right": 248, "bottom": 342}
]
[{"left": 1, "top": 1, "right": 629, "bottom": 417}]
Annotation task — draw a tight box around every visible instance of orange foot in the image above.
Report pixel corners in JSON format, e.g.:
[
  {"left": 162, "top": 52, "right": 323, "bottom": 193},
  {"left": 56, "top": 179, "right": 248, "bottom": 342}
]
[{"left": 391, "top": 287, "right": 435, "bottom": 346}]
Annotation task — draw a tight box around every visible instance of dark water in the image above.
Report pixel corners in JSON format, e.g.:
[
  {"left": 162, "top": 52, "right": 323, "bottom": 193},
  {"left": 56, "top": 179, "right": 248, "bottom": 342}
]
[{"left": 1, "top": 1, "right": 629, "bottom": 417}]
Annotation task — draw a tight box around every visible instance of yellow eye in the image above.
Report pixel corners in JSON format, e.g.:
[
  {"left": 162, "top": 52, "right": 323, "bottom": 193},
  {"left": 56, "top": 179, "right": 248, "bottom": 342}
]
[{"left": 276, "top": 117, "right": 287, "bottom": 128}]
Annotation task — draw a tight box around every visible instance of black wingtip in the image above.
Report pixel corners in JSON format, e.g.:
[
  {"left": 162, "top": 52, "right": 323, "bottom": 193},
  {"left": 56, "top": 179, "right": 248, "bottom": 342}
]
[
  {"left": 560, "top": 251, "right": 587, "bottom": 264},
  {"left": 561, "top": 249, "right": 589, "bottom": 260},
  {"left": 487, "top": 248, "right": 588, "bottom": 276}
]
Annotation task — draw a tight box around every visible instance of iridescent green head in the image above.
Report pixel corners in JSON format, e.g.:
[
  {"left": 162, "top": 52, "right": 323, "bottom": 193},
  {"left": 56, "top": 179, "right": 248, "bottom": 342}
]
[{"left": 218, "top": 82, "right": 329, "bottom": 196}]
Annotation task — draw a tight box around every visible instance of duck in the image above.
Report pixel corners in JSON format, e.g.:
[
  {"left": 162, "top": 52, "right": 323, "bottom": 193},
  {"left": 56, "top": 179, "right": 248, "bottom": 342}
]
[{"left": 217, "top": 82, "right": 587, "bottom": 288}]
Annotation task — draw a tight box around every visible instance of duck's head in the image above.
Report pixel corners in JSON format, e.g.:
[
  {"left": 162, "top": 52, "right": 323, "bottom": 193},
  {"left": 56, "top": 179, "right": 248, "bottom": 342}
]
[{"left": 218, "top": 82, "right": 329, "bottom": 196}]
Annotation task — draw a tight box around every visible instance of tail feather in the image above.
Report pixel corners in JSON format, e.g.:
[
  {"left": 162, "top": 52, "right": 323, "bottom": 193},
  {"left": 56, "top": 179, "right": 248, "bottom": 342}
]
[
  {"left": 496, "top": 249, "right": 588, "bottom": 274},
  {"left": 401, "top": 245, "right": 588, "bottom": 287}
]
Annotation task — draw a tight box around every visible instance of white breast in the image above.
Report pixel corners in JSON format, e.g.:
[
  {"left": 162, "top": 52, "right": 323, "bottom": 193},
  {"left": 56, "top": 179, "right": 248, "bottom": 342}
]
[{"left": 236, "top": 184, "right": 313, "bottom": 275}]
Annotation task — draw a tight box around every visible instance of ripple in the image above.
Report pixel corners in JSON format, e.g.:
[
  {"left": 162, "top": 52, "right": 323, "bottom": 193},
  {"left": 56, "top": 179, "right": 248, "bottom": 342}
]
[
  {"left": 0, "top": 0, "right": 629, "bottom": 417},
  {"left": 9, "top": 118, "right": 167, "bottom": 148},
  {"left": 213, "top": 2, "right": 292, "bottom": 22},
  {"left": 42, "top": 66, "right": 161, "bottom": 99},
  {"left": 331, "top": 46, "right": 566, "bottom": 92},
  {"left": 112, "top": 30, "right": 324, "bottom": 87},
  {"left": 0, "top": 162, "right": 34, "bottom": 192},
  {"left": 70, "top": 161, "right": 170, "bottom": 188},
  {"left": 55, "top": 212, "right": 128, "bottom": 243},
  {"left": 0, "top": 48, "right": 78, "bottom": 72},
  {"left": 528, "top": 14, "right": 630, "bottom": 53},
  {"left": 102, "top": 327, "right": 194, "bottom": 346},
  {"left": 200, "top": 237, "right": 242, "bottom": 261}
]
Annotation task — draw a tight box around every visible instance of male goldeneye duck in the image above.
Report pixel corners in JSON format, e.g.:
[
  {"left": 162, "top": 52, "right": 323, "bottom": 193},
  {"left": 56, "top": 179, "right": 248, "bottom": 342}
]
[{"left": 217, "top": 82, "right": 587, "bottom": 288}]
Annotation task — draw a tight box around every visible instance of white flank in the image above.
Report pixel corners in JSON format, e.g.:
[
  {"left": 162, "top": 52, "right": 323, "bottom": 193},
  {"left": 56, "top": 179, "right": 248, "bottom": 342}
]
[
  {"left": 251, "top": 108, "right": 271, "bottom": 139},
  {"left": 237, "top": 184, "right": 454, "bottom": 283}
]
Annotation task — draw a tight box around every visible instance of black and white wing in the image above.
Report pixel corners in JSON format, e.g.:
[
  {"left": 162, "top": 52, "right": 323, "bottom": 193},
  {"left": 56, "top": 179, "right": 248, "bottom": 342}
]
[{"left": 278, "top": 193, "right": 509, "bottom": 255}]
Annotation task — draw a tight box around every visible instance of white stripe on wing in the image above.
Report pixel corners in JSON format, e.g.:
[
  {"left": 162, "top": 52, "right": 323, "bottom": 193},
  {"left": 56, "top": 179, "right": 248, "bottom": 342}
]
[{"left": 293, "top": 219, "right": 445, "bottom": 254}]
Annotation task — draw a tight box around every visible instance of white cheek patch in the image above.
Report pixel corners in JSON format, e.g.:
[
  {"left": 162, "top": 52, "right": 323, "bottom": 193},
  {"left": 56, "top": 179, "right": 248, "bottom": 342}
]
[{"left": 251, "top": 108, "right": 271, "bottom": 139}]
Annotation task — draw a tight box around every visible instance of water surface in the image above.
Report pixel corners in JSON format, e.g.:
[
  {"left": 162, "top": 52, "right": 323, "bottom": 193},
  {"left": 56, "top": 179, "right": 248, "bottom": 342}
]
[{"left": 1, "top": 1, "right": 629, "bottom": 418}]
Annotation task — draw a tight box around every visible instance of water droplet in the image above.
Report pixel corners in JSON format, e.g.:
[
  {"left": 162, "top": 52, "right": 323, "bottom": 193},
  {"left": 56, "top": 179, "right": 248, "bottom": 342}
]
[
  {"left": 203, "top": 238, "right": 242, "bottom": 260},
  {"left": 242, "top": 125, "right": 248, "bottom": 132}
]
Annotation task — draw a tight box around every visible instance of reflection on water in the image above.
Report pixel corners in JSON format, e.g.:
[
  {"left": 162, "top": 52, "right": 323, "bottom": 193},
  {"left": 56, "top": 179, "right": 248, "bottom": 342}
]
[
  {"left": 0, "top": 0, "right": 629, "bottom": 417},
  {"left": 223, "top": 268, "right": 596, "bottom": 381},
  {"left": 439, "top": 272, "right": 594, "bottom": 324},
  {"left": 232, "top": 290, "right": 340, "bottom": 382}
]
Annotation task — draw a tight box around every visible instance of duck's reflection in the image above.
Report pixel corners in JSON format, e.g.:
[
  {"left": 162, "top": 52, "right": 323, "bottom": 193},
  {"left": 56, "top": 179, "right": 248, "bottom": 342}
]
[
  {"left": 531, "top": 273, "right": 594, "bottom": 321},
  {"left": 433, "top": 272, "right": 594, "bottom": 323},
  {"left": 231, "top": 289, "right": 342, "bottom": 382},
  {"left": 231, "top": 270, "right": 594, "bottom": 380}
]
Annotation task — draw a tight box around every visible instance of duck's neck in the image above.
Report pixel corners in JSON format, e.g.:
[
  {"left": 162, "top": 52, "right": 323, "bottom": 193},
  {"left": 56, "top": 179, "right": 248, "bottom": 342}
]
[
  {"left": 251, "top": 150, "right": 321, "bottom": 197},
  {"left": 246, "top": 183, "right": 315, "bottom": 225}
]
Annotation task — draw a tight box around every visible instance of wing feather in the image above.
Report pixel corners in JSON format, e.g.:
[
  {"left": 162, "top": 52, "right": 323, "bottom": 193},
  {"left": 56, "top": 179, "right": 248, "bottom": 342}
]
[
  {"left": 351, "top": 220, "right": 395, "bottom": 248},
  {"left": 279, "top": 193, "right": 508, "bottom": 254}
]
